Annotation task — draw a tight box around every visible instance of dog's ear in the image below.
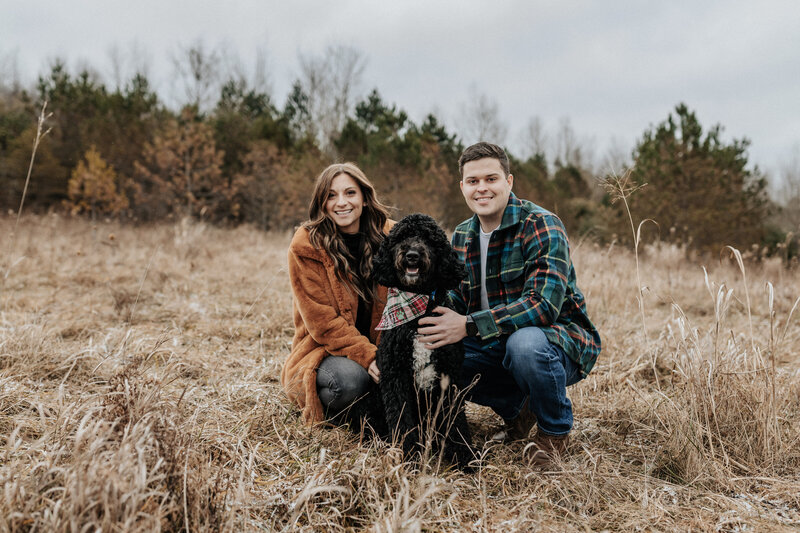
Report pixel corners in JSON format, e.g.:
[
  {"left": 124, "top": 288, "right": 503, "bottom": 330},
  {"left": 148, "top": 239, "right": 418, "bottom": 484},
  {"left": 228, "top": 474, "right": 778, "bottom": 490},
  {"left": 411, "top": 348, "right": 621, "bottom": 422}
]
[
  {"left": 420, "top": 215, "right": 466, "bottom": 291},
  {"left": 371, "top": 238, "right": 398, "bottom": 287},
  {"left": 437, "top": 248, "right": 467, "bottom": 290}
]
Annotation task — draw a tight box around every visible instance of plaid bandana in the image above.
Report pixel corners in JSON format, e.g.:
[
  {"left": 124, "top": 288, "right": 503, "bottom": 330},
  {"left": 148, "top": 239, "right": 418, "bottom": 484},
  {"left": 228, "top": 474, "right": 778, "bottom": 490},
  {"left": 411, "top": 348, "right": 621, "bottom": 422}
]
[{"left": 375, "top": 287, "right": 430, "bottom": 330}]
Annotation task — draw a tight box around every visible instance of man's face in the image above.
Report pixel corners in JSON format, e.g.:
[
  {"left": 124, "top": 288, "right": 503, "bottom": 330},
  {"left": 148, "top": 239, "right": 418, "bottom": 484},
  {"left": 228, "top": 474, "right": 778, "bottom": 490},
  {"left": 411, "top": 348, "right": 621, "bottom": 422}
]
[{"left": 460, "top": 157, "right": 513, "bottom": 229}]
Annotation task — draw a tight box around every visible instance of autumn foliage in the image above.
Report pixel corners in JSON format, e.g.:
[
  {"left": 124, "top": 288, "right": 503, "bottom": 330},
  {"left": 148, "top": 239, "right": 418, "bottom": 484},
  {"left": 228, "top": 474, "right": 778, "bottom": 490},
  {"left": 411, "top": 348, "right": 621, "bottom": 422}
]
[
  {"left": 133, "top": 107, "right": 227, "bottom": 220},
  {"left": 0, "top": 61, "right": 791, "bottom": 257},
  {"left": 67, "top": 146, "right": 128, "bottom": 217}
]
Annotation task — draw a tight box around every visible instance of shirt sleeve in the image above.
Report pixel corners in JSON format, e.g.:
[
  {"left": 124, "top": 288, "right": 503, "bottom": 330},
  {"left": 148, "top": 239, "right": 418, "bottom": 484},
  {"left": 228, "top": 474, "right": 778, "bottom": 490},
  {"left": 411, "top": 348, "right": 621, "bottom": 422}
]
[
  {"left": 288, "top": 247, "right": 377, "bottom": 367},
  {"left": 447, "top": 288, "right": 467, "bottom": 314},
  {"left": 448, "top": 230, "right": 468, "bottom": 314},
  {"left": 470, "top": 215, "right": 570, "bottom": 338}
]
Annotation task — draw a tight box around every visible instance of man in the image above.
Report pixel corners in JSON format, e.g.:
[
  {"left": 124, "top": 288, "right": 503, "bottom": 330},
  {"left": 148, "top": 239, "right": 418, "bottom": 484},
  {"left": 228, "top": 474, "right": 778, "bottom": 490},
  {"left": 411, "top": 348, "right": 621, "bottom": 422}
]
[{"left": 418, "top": 141, "right": 601, "bottom": 467}]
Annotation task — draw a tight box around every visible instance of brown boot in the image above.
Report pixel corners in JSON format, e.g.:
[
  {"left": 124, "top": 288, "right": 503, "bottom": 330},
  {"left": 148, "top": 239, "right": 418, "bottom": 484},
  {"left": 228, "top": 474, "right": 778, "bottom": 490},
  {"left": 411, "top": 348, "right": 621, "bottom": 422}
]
[
  {"left": 490, "top": 400, "right": 537, "bottom": 443},
  {"left": 523, "top": 431, "right": 569, "bottom": 467}
]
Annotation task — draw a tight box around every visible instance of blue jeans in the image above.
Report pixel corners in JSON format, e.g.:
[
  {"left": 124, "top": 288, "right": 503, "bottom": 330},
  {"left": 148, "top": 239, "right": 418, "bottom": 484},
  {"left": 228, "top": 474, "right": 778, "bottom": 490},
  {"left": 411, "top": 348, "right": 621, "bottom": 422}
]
[{"left": 459, "top": 327, "right": 582, "bottom": 436}]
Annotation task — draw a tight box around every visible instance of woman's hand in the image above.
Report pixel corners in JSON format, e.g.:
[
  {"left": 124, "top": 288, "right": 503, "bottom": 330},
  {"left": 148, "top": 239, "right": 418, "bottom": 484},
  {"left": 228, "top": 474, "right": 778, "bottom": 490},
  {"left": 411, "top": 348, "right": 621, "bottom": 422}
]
[{"left": 368, "top": 360, "right": 380, "bottom": 383}]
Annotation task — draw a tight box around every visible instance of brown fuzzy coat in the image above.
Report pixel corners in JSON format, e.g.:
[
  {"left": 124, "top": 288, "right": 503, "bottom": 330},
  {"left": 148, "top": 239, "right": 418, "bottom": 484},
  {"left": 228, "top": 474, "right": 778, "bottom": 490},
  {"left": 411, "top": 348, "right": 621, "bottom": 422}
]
[{"left": 281, "top": 222, "right": 393, "bottom": 425}]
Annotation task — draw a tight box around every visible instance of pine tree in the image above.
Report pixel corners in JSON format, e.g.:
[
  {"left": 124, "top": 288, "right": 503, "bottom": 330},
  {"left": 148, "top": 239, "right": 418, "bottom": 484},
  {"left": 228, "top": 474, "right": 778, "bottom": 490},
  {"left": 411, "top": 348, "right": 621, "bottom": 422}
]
[
  {"left": 231, "top": 140, "right": 286, "bottom": 229},
  {"left": 621, "top": 104, "right": 771, "bottom": 253},
  {"left": 67, "top": 146, "right": 128, "bottom": 218},
  {"left": 133, "top": 106, "right": 226, "bottom": 220}
]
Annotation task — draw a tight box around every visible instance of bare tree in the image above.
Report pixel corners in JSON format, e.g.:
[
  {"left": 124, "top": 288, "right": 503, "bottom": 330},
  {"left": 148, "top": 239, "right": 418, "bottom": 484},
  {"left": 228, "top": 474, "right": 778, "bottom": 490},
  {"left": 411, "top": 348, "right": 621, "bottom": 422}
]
[
  {"left": 600, "top": 136, "right": 632, "bottom": 176},
  {"left": 73, "top": 59, "right": 104, "bottom": 85},
  {"left": 458, "top": 85, "right": 508, "bottom": 145},
  {"left": 778, "top": 144, "right": 800, "bottom": 200},
  {"left": 219, "top": 43, "right": 272, "bottom": 97},
  {"left": 776, "top": 144, "right": 800, "bottom": 231},
  {"left": 554, "top": 117, "right": 577, "bottom": 167},
  {"left": 107, "top": 44, "right": 125, "bottom": 90},
  {"left": 519, "top": 115, "right": 548, "bottom": 161},
  {"left": 170, "top": 40, "right": 222, "bottom": 111},
  {"left": 297, "top": 44, "right": 366, "bottom": 154},
  {"left": 554, "top": 116, "right": 595, "bottom": 171},
  {"left": 0, "top": 47, "right": 22, "bottom": 93},
  {"left": 106, "top": 41, "right": 153, "bottom": 91},
  {"left": 251, "top": 46, "right": 270, "bottom": 96}
]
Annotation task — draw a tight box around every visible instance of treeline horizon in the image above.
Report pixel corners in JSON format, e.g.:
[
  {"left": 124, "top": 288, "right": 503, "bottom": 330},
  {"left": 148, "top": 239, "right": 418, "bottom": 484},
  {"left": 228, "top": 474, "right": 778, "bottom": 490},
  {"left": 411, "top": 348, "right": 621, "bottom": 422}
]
[{"left": 1, "top": 48, "right": 798, "bottom": 260}]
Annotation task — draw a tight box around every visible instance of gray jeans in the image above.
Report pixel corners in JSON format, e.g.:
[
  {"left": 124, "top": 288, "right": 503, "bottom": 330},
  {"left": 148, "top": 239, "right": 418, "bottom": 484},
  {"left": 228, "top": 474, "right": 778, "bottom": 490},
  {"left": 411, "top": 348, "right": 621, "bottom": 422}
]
[{"left": 316, "top": 356, "right": 373, "bottom": 415}]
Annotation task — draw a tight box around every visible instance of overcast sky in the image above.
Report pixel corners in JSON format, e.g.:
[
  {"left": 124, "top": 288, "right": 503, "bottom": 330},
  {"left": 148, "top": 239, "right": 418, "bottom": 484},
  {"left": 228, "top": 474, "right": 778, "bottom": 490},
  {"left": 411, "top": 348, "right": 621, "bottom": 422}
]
[{"left": 2, "top": 0, "right": 799, "bottom": 181}]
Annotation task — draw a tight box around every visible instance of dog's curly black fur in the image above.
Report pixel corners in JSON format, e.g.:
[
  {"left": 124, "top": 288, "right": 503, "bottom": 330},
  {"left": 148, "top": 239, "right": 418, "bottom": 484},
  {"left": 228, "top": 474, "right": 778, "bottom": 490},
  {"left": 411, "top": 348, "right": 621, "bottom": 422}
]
[{"left": 371, "top": 214, "right": 474, "bottom": 469}]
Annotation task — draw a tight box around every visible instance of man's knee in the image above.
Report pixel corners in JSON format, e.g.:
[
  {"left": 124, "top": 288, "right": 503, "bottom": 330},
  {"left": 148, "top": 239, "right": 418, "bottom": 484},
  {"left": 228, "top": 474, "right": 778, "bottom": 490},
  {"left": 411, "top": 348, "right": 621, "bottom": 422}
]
[
  {"left": 504, "top": 328, "right": 569, "bottom": 387},
  {"left": 505, "top": 327, "right": 551, "bottom": 364}
]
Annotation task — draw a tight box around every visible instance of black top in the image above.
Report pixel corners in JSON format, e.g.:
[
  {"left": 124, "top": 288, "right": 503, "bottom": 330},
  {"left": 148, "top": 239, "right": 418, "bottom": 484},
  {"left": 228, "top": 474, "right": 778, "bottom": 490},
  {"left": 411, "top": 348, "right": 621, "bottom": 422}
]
[{"left": 341, "top": 232, "right": 372, "bottom": 338}]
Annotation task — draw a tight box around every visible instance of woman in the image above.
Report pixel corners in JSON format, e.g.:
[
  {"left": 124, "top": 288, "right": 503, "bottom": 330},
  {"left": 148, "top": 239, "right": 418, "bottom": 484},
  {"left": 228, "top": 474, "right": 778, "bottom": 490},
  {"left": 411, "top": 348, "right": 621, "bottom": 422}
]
[{"left": 282, "top": 162, "right": 393, "bottom": 426}]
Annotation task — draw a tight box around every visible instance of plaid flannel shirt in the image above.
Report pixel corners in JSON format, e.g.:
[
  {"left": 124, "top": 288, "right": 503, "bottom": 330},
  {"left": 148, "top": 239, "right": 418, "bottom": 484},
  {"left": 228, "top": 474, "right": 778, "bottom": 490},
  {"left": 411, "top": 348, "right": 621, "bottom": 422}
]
[{"left": 449, "top": 193, "right": 601, "bottom": 377}]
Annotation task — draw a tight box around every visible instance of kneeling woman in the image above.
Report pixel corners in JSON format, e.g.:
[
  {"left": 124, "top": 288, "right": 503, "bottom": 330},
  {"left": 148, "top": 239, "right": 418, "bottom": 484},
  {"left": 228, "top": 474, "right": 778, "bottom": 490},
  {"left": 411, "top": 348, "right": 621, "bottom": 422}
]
[{"left": 282, "top": 163, "right": 393, "bottom": 427}]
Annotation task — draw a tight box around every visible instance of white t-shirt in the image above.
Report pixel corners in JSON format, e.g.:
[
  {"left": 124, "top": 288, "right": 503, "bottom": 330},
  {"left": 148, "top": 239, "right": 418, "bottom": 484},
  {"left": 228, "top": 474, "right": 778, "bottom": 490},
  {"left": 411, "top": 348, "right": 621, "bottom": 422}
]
[{"left": 479, "top": 227, "right": 493, "bottom": 311}]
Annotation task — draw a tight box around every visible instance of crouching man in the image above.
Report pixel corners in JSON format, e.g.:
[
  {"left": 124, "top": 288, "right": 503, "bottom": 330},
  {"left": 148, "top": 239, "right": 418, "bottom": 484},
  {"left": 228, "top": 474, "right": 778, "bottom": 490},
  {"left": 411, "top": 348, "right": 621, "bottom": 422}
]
[{"left": 418, "top": 142, "right": 601, "bottom": 467}]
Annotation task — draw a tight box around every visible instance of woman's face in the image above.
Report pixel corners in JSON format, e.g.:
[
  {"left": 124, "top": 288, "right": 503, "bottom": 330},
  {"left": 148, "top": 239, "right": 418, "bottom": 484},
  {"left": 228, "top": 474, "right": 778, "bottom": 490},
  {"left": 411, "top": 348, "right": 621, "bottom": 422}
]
[{"left": 325, "top": 173, "right": 365, "bottom": 234}]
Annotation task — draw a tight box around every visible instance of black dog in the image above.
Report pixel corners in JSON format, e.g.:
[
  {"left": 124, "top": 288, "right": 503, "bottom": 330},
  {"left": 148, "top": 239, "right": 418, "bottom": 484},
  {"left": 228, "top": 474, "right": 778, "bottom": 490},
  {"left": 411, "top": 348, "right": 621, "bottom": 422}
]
[{"left": 372, "top": 214, "right": 474, "bottom": 469}]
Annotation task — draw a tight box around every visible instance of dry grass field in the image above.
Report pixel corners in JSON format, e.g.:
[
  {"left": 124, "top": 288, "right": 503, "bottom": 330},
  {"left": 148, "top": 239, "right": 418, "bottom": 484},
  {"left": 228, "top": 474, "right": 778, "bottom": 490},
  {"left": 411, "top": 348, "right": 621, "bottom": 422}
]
[{"left": 1, "top": 213, "right": 799, "bottom": 532}]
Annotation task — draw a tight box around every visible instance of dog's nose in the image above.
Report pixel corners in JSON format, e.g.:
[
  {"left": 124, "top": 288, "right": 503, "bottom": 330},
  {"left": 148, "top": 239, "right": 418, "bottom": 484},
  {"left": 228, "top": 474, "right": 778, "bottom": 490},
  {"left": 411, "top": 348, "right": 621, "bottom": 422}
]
[{"left": 405, "top": 250, "right": 419, "bottom": 263}]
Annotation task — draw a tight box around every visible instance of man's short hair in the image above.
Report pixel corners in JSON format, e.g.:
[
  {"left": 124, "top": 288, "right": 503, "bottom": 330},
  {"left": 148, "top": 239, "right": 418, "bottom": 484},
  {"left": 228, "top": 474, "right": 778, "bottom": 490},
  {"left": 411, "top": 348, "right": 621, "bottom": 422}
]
[{"left": 458, "top": 142, "right": 510, "bottom": 178}]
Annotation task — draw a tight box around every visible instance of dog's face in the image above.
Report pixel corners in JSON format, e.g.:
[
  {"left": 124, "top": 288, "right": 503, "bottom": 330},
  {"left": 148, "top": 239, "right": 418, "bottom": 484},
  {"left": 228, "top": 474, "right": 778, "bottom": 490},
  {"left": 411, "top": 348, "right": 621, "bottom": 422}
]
[
  {"left": 372, "top": 214, "right": 466, "bottom": 294},
  {"left": 392, "top": 236, "right": 432, "bottom": 289}
]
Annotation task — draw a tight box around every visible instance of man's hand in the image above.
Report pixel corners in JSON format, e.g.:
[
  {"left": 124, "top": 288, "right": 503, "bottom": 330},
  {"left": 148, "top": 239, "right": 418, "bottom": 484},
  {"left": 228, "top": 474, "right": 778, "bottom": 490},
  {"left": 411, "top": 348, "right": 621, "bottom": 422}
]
[
  {"left": 368, "top": 360, "right": 380, "bottom": 383},
  {"left": 417, "top": 307, "right": 467, "bottom": 349}
]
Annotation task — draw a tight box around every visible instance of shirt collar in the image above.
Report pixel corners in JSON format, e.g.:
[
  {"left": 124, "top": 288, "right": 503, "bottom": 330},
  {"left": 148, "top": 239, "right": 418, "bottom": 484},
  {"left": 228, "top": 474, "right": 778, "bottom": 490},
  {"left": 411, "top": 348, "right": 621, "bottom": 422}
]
[{"left": 466, "top": 192, "right": 521, "bottom": 236}]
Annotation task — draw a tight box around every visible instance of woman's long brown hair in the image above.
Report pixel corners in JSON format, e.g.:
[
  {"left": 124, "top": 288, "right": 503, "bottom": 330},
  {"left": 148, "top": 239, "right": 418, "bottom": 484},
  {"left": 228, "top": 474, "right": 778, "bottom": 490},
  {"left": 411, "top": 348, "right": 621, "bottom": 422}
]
[{"left": 303, "top": 163, "right": 391, "bottom": 302}]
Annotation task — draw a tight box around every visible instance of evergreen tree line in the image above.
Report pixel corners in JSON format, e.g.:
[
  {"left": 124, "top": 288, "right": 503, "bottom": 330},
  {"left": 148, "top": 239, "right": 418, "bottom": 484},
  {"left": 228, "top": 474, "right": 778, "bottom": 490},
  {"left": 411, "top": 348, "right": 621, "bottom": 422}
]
[{"left": 0, "top": 60, "right": 794, "bottom": 259}]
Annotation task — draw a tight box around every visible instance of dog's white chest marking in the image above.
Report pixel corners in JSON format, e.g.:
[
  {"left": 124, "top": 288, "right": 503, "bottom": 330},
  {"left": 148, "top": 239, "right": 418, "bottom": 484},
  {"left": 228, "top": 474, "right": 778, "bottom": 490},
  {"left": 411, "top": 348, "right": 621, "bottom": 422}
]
[{"left": 412, "top": 336, "right": 437, "bottom": 391}]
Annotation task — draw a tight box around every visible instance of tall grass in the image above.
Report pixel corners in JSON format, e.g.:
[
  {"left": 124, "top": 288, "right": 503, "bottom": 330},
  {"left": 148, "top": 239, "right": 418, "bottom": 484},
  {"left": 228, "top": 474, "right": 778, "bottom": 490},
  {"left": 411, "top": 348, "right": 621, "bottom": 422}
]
[
  {"left": 1, "top": 214, "right": 799, "bottom": 531},
  {"left": 604, "top": 170, "right": 662, "bottom": 388},
  {"left": 2, "top": 101, "right": 52, "bottom": 311}
]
